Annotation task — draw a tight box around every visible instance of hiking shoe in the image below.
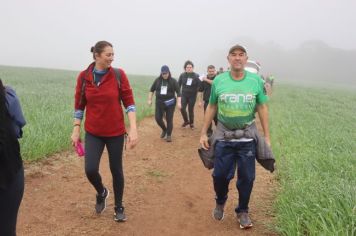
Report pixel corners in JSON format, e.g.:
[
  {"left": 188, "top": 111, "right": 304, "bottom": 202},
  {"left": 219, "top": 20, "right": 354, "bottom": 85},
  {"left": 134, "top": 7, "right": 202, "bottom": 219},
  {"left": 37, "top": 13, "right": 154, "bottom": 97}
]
[
  {"left": 212, "top": 204, "right": 225, "bottom": 221},
  {"left": 166, "top": 135, "right": 172, "bottom": 142},
  {"left": 190, "top": 124, "right": 195, "bottom": 130},
  {"left": 237, "top": 212, "right": 253, "bottom": 229},
  {"left": 181, "top": 122, "right": 189, "bottom": 128},
  {"left": 95, "top": 188, "right": 109, "bottom": 214},
  {"left": 160, "top": 130, "right": 167, "bottom": 138},
  {"left": 114, "top": 206, "right": 127, "bottom": 222}
]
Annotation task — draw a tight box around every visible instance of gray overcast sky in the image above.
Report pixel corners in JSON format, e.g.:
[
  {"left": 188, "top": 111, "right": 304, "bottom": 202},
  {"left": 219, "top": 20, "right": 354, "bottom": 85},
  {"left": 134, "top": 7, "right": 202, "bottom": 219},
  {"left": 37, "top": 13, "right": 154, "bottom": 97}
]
[{"left": 1, "top": 0, "right": 355, "bottom": 76}]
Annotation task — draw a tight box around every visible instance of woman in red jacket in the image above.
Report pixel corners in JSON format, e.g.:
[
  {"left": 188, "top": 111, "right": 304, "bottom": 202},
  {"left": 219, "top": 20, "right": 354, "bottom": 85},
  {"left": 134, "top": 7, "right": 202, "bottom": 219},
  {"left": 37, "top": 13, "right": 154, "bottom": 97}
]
[{"left": 70, "top": 41, "right": 138, "bottom": 222}]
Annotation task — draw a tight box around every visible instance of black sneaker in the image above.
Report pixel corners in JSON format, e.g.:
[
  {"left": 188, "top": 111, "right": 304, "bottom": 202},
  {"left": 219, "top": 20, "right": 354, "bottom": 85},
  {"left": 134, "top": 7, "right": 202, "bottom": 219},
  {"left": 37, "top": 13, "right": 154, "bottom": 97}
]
[
  {"left": 114, "top": 206, "right": 127, "bottom": 222},
  {"left": 190, "top": 124, "right": 195, "bottom": 130},
  {"left": 160, "top": 130, "right": 167, "bottom": 138},
  {"left": 181, "top": 122, "right": 189, "bottom": 128},
  {"left": 166, "top": 135, "right": 172, "bottom": 142},
  {"left": 95, "top": 188, "right": 109, "bottom": 214},
  {"left": 237, "top": 212, "right": 253, "bottom": 229}
]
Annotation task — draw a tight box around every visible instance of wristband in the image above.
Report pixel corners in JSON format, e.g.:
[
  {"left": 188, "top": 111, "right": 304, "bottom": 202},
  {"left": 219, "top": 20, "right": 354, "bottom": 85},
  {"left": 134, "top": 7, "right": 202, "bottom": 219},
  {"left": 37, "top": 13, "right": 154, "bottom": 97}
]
[{"left": 73, "top": 124, "right": 81, "bottom": 127}]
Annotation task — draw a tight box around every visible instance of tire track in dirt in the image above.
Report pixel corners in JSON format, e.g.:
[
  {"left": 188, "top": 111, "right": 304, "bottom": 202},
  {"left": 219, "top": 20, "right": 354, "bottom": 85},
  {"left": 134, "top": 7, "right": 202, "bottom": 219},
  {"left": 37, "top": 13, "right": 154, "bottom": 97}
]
[{"left": 18, "top": 106, "right": 277, "bottom": 236}]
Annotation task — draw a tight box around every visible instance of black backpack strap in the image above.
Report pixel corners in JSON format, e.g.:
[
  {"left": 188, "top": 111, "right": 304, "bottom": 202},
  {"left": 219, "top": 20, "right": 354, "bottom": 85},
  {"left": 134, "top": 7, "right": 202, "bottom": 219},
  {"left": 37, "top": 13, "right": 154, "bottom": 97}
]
[
  {"left": 79, "top": 70, "right": 90, "bottom": 107},
  {"left": 79, "top": 68, "right": 122, "bottom": 106},
  {"left": 113, "top": 68, "right": 121, "bottom": 89},
  {"left": 113, "top": 68, "right": 122, "bottom": 102}
]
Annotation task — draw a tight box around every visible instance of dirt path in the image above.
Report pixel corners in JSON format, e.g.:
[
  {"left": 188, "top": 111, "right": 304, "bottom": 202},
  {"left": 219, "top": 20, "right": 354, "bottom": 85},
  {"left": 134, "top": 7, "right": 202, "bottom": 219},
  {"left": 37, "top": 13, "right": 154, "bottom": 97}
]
[{"left": 17, "top": 106, "right": 277, "bottom": 236}]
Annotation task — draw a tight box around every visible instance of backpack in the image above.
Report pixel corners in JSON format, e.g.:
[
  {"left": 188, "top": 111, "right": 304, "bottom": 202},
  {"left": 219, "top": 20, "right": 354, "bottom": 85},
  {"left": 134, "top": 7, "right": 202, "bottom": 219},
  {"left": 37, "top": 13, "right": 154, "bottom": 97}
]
[{"left": 79, "top": 68, "right": 122, "bottom": 106}]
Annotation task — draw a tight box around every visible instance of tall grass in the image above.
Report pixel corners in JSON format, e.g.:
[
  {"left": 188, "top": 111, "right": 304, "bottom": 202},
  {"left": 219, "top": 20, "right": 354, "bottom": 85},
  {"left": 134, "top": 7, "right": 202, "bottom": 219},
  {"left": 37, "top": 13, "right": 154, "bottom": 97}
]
[
  {"left": 0, "top": 65, "right": 154, "bottom": 161},
  {"left": 269, "top": 84, "right": 356, "bottom": 235}
]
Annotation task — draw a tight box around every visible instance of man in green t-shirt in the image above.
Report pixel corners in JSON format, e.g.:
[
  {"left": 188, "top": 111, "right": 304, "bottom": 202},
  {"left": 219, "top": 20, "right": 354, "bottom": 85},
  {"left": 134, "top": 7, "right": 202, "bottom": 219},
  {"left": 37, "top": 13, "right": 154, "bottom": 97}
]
[{"left": 199, "top": 44, "right": 271, "bottom": 229}]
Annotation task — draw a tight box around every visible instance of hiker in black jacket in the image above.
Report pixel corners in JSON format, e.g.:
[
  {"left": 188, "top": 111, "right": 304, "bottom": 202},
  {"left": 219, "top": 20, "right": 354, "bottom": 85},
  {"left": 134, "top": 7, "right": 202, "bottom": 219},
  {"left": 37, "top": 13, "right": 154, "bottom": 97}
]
[
  {"left": 148, "top": 65, "right": 181, "bottom": 142},
  {"left": 178, "top": 60, "right": 201, "bottom": 129}
]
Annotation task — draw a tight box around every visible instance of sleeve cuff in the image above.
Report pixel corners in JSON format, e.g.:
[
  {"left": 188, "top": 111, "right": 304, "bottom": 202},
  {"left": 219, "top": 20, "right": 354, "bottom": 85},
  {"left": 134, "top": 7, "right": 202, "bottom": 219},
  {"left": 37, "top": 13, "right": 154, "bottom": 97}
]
[
  {"left": 126, "top": 105, "right": 136, "bottom": 113},
  {"left": 74, "top": 109, "right": 84, "bottom": 119}
]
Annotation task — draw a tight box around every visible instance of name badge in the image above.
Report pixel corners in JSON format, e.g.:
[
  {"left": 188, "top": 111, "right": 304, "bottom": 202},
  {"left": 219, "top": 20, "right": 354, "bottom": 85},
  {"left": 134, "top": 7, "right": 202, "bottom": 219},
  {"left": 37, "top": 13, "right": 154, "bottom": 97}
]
[
  {"left": 160, "top": 86, "right": 168, "bottom": 95},
  {"left": 186, "top": 78, "right": 193, "bottom": 86}
]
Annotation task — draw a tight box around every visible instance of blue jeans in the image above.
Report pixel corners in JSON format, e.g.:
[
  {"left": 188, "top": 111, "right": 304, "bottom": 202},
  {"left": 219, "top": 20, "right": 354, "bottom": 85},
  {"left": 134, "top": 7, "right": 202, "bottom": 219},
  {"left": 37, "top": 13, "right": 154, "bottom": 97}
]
[{"left": 212, "top": 140, "right": 256, "bottom": 213}]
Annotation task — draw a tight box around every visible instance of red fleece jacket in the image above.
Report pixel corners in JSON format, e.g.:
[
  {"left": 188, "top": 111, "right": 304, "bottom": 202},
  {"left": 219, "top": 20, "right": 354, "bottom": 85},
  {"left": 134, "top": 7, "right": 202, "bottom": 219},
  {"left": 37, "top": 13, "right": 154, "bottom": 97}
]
[{"left": 74, "top": 63, "right": 135, "bottom": 137}]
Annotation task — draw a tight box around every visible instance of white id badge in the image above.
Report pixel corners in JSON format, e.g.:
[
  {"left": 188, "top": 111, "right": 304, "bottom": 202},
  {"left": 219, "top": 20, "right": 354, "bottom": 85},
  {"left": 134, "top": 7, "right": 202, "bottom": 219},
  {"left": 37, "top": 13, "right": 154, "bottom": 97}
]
[
  {"left": 160, "top": 86, "right": 168, "bottom": 95},
  {"left": 186, "top": 78, "right": 193, "bottom": 86}
]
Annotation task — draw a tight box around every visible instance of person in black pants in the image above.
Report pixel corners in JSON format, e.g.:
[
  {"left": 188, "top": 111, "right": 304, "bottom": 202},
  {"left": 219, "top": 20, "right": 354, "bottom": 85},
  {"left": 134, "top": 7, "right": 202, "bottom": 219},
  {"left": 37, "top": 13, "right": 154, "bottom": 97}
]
[
  {"left": 198, "top": 65, "right": 218, "bottom": 136},
  {"left": 178, "top": 60, "right": 201, "bottom": 129},
  {"left": 71, "top": 41, "right": 138, "bottom": 222},
  {"left": 148, "top": 65, "right": 181, "bottom": 142},
  {"left": 0, "top": 79, "right": 26, "bottom": 236}
]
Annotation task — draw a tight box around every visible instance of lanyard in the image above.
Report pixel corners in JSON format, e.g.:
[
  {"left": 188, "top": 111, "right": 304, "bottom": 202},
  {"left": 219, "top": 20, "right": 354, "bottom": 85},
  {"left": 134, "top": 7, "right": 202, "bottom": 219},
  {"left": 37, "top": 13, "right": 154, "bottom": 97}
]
[{"left": 161, "top": 78, "right": 168, "bottom": 87}]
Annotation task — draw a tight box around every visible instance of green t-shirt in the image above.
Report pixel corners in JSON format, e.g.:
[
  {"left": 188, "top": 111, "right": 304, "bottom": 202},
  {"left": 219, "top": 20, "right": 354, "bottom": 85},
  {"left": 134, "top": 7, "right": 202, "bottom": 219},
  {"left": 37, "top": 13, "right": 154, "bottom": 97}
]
[{"left": 209, "top": 70, "right": 268, "bottom": 130}]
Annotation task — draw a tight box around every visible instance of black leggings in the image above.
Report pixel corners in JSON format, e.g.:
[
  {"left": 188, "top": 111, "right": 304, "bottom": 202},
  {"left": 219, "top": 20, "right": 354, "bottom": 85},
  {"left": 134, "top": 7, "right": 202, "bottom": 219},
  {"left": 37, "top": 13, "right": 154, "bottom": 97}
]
[
  {"left": 85, "top": 132, "right": 125, "bottom": 207},
  {"left": 0, "top": 166, "right": 24, "bottom": 236},
  {"left": 155, "top": 101, "right": 175, "bottom": 136},
  {"left": 180, "top": 95, "right": 197, "bottom": 124}
]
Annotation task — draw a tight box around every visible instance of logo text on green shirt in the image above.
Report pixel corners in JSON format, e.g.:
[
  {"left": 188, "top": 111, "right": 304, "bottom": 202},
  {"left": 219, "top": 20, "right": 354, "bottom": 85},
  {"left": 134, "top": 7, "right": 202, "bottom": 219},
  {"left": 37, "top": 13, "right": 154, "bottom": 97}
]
[{"left": 219, "top": 93, "right": 255, "bottom": 103}]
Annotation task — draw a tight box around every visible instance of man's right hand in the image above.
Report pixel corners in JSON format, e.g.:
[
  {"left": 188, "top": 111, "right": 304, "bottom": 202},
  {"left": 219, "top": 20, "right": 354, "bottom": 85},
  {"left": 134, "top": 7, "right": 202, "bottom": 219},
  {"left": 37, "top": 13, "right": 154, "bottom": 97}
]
[{"left": 199, "top": 134, "right": 210, "bottom": 150}]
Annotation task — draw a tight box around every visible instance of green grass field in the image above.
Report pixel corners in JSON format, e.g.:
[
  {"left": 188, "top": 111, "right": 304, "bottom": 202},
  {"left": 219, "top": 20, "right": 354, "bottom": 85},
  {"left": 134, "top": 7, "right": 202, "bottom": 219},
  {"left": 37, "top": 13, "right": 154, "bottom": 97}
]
[
  {"left": 0, "top": 65, "right": 155, "bottom": 161},
  {"left": 269, "top": 84, "right": 356, "bottom": 235}
]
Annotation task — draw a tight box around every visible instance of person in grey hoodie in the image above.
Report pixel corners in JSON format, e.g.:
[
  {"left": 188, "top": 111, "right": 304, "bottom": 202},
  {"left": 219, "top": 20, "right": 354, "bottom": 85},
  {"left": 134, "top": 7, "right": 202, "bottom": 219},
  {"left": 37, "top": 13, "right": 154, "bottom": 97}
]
[{"left": 0, "top": 79, "right": 26, "bottom": 236}]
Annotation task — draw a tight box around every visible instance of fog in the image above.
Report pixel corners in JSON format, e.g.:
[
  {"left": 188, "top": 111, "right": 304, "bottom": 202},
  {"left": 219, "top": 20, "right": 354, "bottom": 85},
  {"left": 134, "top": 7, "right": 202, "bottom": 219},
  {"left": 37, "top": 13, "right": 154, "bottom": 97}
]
[{"left": 1, "top": 0, "right": 355, "bottom": 86}]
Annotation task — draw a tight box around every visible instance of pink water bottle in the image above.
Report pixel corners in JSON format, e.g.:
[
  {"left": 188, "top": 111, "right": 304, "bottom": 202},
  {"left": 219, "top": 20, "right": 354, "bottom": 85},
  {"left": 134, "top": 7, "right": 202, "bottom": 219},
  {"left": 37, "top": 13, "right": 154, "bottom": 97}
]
[{"left": 75, "top": 140, "right": 85, "bottom": 157}]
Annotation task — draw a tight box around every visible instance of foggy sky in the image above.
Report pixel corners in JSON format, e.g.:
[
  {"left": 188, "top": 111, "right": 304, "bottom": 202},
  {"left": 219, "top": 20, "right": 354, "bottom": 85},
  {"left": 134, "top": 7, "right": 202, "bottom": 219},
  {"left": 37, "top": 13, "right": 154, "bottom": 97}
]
[{"left": 1, "top": 0, "right": 355, "bottom": 76}]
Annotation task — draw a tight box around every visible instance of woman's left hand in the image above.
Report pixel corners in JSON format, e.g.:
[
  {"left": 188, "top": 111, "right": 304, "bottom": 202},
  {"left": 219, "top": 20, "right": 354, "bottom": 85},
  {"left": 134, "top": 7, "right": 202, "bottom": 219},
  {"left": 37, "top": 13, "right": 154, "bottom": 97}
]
[{"left": 126, "top": 128, "right": 138, "bottom": 149}]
